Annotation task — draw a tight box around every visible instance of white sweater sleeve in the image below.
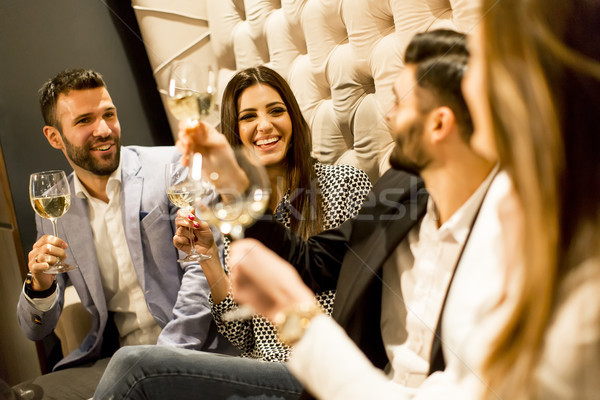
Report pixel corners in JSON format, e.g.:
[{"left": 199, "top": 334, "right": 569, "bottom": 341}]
[{"left": 288, "top": 315, "right": 416, "bottom": 400}]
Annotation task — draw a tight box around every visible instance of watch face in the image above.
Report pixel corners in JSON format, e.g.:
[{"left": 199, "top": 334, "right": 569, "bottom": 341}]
[
  {"left": 279, "top": 313, "right": 304, "bottom": 345},
  {"left": 276, "top": 303, "right": 322, "bottom": 346}
]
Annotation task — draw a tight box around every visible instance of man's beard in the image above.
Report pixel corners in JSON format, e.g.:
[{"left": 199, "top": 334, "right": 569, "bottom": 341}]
[
  {"left": 61, "top": 133, "right": 121, "bottom": 176},
  {"left": 389, "top": 120, "right": 431, "bottom": 175}
]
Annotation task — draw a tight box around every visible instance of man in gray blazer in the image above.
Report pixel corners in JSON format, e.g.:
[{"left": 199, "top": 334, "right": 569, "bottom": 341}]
[{"left": 15, "top": 69, "right": 231, "bottom": 397}]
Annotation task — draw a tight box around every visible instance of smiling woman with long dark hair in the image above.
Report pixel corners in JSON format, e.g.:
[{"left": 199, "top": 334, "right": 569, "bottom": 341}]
[
  {"left": 167, "top": 65, "right": 371, "bottom": 365},
  {"left": 220, "top": 66, "right": 331, "bottom": 239}
]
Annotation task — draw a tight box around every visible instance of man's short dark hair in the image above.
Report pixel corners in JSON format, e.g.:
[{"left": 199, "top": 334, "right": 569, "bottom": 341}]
[
  {"left": 404, "top": 30, "right": 473, "bottom": 141},
  {"left": 404, "top": 29, "right": 468, "bottom": 64},
  {"left": 39, "top": 69, "right": 106, "bottom": 129}
]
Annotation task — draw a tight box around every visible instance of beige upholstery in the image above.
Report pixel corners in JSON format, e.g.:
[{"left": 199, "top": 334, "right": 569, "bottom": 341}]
[
  {"left": 133, "top": 0, "right": 479, "bottom": 181},
  {"left": 132, "top": 1, "right": 220, "bottom": 137},
  {"left": 55, "top": 285, "right": 92, "bottom": 357}
]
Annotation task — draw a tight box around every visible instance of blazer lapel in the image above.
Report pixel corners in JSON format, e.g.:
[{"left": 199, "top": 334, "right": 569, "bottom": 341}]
[
  {"left": 333, "top": 188, "right": 428, "bottom": 323},
  {"left": 59, "top": 183, "right": 106, "bottom": 312},
  {"left": 120, "top": 149, "right": 146, "bottom": 290}
]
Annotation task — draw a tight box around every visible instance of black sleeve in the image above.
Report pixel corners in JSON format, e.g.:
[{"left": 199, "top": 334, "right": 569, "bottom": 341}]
[
  {"left": 245, "top": 213, "right": 352, "bottom": 293},
  {"left": 245, "top": 169, "right": 424, "bottom": 293}
]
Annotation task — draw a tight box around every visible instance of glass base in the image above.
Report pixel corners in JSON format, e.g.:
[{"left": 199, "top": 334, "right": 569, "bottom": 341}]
[
  {"left": 43, "top": 263, "right": 78, "bottom": 274},
  {"left": 178, "top": 253, "right": 211, "bottom": 263}
]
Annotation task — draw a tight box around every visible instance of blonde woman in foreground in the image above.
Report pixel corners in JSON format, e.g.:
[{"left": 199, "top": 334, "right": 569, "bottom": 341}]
[
  {"left": 471, "top": 0, "right": 600, "bottom": 398},
  {"left": 228, "top": 0, "right": 600, "bottom": 399}
]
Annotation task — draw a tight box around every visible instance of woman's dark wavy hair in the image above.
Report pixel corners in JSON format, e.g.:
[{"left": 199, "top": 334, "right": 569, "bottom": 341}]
[{"left": 220, "top": 66, "right": 323, "bottom": 239}]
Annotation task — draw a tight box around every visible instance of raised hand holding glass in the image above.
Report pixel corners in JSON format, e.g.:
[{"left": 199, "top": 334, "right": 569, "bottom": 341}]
[
  {"left": 196, "top": 147, "right": 270, "bottom": 241},
  {"left": 29, "top": 170, "right": 77, "bottom": 274},
  {"left": 165, "top": 162, "right": 211, "bottom": 262}
]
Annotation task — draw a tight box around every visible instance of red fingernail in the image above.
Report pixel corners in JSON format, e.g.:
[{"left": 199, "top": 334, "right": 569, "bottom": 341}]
[
  {"left": 188, "top": 214, "right": 195, "bottom": 221},
  {"left": 193, "top": 222, "right": 200, "bottom": 228}
]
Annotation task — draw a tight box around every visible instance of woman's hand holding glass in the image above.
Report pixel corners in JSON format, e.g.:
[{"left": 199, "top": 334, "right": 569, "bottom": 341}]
[
  {"left": 165, "top": 162, "right": 212, "bottom": 262},
  {"left": 176, "top": 121, "right": 249, "bottom": 194},
  {"left": 195, "top": 147, "right": 270, "bottom": 241},
  {"left": 172, "top": 208, "right": 218, "bottom": 258},
  {"left": 172, "top": 208, "right": 232, "bottom": 304},
  {"left": 176, "top": 122, "right": 270, "bottom": 240}
]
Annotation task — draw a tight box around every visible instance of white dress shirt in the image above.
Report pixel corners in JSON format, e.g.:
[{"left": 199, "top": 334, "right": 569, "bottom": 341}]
[
  {"left": 381, "top": 172, "right": 491, "bottom": 388},
  {"left": 25, "top": 285, "right": 59, "bottom": 311},
  {"left": 413, "top": 170, "right": 514, "bottom": 399},
  {"left": 74, "top": 164, "right": 161, "bottom": 346},
  {"left": 288, "top": 169, "right": 503, "bottom": 400}
]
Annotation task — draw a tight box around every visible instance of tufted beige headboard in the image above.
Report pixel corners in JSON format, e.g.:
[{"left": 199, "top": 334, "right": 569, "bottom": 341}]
[{"left": 133, "top": 0, "right": 479, "bottom": 181}]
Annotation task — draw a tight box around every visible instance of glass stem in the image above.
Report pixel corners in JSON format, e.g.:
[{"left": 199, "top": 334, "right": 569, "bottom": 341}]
[
  {"left": 51, "top": 218, "right": 58, "bottom": 237},
  {"left": 187, "top": 207, "right": 199, "bottom": 256},
  {"left": 189, "top": 225, "right": 199, "bottom": 256},
  {"left": 187, "top": 145, "right": 200, "bottom": 257},
  {"left": 51, "top": 218, "right": 62, "bottom": 266}
]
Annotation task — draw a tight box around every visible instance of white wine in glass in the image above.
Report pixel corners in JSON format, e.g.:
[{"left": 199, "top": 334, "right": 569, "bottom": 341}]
[
  {"left": 196, "top": 147, "right": 271, "bottom": 241},
  {"left": 29, "top": 170, "right": 77, "bottom": 274},
  {"left": 167, "top": 61, "right": 218, "bottom": 128},
  {"left": 166, "top": 91, "right": 216, "bottom": 125},
  {"left": 167, "top": 61, "right": 218, "bottom": 177},
  {"left": 165, "top": 162, "right": 211, "bottom": 262},
  {"left": 166, "top": 190, "right": 196, "bottom": 210}
]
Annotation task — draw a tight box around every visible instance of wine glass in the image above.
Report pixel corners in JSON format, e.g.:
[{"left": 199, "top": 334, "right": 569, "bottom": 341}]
[
  {"left": 166, "top": 61, "right": 218, "bottom": 126},
  {"left": 165, "top": 162, "right": 211, "bottom": 262},
  {"left": 167, "top": 61, "right": 219, "bottom": 168},
  {"left": 29, "top": 170, "right": 77, "bottom": 274},
  {"left": 198, "top": 147, "right": 271, "bottom": 322},
  {"left": 196, "top": 147, "right": 271, "bottom": 241}
]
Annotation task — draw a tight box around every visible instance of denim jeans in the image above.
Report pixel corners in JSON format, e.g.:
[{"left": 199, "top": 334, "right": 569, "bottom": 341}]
[{"left": 93, "top": 345, "right": 303, "bottom": 400}]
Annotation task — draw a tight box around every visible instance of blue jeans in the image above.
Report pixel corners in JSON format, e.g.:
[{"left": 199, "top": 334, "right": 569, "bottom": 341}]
[{"left": 93, "top": 346, "right": 303, "bottom": 400}]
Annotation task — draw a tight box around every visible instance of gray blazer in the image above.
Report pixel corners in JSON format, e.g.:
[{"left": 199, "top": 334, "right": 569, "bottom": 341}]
[{"left": 17, "top": 146, "right": 228, "bottom": 370}]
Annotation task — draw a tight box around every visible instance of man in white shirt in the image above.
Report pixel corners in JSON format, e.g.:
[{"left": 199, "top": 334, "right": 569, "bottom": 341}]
[
  {"left": 15, "top": 69, "right": 232, "bottom": 398},
  {"left": 92, "top": 30, "right": 496, "bottom": 400},
  {"left": 226, "top": 33, "right": 498, "bottom": 400}
]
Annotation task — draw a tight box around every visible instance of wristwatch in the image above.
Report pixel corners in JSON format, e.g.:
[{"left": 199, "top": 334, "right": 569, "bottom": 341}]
[
  {"left": 24, "top": 272, "right": 57, "bottom": 299},
  {"left": 274, "top": 301, "right": 323, "bottom": 346}
]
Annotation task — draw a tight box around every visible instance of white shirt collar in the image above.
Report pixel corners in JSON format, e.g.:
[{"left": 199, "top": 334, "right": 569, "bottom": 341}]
[
  {"left": 73, "top": 157, "right": 123, "bottom": 200},
  {"left": 424, "top": 164, "right": 499, "bottom": 245}
]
